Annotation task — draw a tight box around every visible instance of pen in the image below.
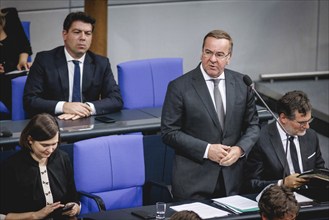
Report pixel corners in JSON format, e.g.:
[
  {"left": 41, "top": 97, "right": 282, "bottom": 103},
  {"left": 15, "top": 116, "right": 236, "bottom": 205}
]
[{"left": 213, "top": 201, "right": 241, "bottom": 215}]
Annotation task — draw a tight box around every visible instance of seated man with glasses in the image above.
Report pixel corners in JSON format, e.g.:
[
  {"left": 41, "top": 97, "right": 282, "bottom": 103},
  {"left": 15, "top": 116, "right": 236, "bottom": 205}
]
[{"left": 244, "top": 90, "right": 326, "bottom": 193}]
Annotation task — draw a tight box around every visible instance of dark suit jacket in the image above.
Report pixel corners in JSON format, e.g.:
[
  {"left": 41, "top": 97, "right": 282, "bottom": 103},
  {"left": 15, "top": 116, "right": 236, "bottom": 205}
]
[
  {"left": 244, "top": 121, "right": 325, "bottom": 193},
  {"left": 23, "top": 46, "right": 123, "bottom": 117},
  {"left": 1, "top": 149, "right": 79, "bottom": 219},
  {"left": 161, "top": 65, "right": 260, "bottom": 200}
]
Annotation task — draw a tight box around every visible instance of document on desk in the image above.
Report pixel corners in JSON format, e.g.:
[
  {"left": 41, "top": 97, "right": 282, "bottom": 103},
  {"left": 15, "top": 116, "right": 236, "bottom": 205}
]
[
  {"left": 212, "top": 195, "right": 259, "bottom": 213},
  {"left": 4, "top": 70, "right": 28, "bottom": 75},
  {"left": 170, "top": 202, "right": 230, "bottom": 219},
  {"left": 294, "top": 192, "right": 313, "bottom": 203}
]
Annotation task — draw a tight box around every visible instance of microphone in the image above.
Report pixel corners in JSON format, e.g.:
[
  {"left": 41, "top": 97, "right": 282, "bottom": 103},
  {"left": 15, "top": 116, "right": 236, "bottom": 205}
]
[
  {"left": 243, "top": 75, "right": 290, "bottom": 183},
  {"left": 243, "top": 75, "right": 289, "bottom": 133},
  {"left": 0, "top": 129, "right": 13, "bottom": 137}
]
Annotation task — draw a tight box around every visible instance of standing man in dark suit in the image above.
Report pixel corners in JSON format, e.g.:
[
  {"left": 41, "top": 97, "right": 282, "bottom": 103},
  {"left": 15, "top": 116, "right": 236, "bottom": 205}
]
[
  {"left": 161, "top": 29, "right": 260, "bottom": 201},
  {"left": 24, "top": 12, "right": 123, "bottom": 120},
  {"left": 244, "top": 90, "right": 325, "bottom": 193}
]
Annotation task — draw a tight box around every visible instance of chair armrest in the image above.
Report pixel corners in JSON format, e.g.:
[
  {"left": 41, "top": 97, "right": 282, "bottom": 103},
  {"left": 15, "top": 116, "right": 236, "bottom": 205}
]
[
  {"left": 78, "top": 190, "right": 106, "bottom": 211},
  {"left": 143, "top": 180, "right": 173, "bottom": 205}
]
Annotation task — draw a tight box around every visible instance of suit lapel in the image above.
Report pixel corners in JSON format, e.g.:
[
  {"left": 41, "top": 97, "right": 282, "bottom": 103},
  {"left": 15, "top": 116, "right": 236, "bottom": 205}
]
[
  {"left": 298, "top": 135, "right": 308, "bottom": 171},
  {"left": 268, "top": 122, "right": 290, "bottom": 176},
  {"left": 82, "top": 52, "right": 95, "bottom": 102},
  {"left": 224, "top": 70, "right": 235, "bottom": 133},
  {"left": 56, "top": 47, "right": 70, "bottom": 101},
  {"left": 190, "top": 66, "right": 222, "bottom": 131}
]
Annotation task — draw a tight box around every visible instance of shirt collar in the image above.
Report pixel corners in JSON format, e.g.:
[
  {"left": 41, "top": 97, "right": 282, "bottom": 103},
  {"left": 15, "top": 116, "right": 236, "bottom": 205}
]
[
  {"left": 200, "top": 64, "right": 225, "bottom": 81},
  {"left": 276, "top": 121, "right": 297, "bottom": 141},
  {"left": 64, "top": 47, "right": 86, "bottom": 63}
]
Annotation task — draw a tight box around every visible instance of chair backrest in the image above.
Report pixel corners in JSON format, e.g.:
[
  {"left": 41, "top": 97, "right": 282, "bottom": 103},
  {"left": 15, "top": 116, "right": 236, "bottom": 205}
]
[
  {"left": 117, "top": 58, "right": 183, "bottom": 109},
  {"left": 11, "top": 75, "right": 27, "bottom": 120},
  {"left": 21, "top": 21, "right": 31, "bottom": 62},
  {"left": 73, "top": 134, "right": 145, "bottom": 214},
  {"left": 0, "top": 101, "right": 10, "bottom": 114}
]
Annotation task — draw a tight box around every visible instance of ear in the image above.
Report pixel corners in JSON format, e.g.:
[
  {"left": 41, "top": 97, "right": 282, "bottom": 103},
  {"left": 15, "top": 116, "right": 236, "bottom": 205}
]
[
  {"left": 279, "top": 113, "right": 290, "bottom": 125},
  {"left": 27, "top": 135, "right": 33, "bottom": 145},
  {"left": 62, "top": 30, "right": 67, "bottom": 40},
  {"left": 226, "top": 55, "right": 231, "bottom": 65}
]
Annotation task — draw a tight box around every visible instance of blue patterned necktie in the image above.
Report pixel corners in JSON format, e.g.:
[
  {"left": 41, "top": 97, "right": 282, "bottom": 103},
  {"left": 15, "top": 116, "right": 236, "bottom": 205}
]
[{"left": 72, "top": 60, "right": 81, "bottom": 102}]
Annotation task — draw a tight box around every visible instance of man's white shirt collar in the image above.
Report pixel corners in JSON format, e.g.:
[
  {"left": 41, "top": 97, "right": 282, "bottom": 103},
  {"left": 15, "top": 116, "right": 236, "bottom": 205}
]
[
  {"left": 200, "top": 64, "right": 225, "bottom": 81},
  {"left": 64, "top": 48, "right": 86, "bottom": 63}
]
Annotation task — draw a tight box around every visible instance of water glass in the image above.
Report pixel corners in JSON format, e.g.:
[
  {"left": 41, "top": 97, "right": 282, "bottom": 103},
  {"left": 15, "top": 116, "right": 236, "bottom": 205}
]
[{"left": 156, "top": 202, "right": 166, "bottom": 219}]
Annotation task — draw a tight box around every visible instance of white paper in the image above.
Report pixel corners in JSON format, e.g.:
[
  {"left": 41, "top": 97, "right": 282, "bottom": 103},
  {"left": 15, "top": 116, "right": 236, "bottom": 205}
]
[
  {"left": 4, "top": 70, "right": 28, "bottom": 75},
  {"left": 256, "top": 184, "right": 313, "bottom": 204},
  {"left": 294, "top": 192, "right": 313, "bottom": 203},
  {"left": 170, "top": 202, "right": 230, "bottom": 219},
  {"left": 212, "top": 195, "right": 259, "bottom": 212},
  {"left": 256, "top": 183, "right": 274, "bottom": 202}
]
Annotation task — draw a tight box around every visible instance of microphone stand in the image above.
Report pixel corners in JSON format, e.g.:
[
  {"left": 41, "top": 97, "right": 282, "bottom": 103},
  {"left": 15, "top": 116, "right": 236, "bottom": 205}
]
[{"left": 247, "top": 81, "right": 291, "bottom": 185}]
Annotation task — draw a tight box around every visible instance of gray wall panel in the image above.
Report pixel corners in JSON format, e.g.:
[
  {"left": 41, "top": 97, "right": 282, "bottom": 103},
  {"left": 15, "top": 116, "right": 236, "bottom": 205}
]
[
  {"left": 318, "top": 0, "right": 329, "bottom": 71},
  {"left": 1, "top": 0, "right": 327, "bottom": 81}
]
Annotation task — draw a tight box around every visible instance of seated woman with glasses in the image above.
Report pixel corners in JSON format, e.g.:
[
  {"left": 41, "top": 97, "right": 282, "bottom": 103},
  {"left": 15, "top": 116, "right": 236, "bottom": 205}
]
[
  {"left": 0, "top": 113, "right": 80, "bottom": 219},
  {"left": 243, "top": 90, "right": 325, "bottom": 194}
]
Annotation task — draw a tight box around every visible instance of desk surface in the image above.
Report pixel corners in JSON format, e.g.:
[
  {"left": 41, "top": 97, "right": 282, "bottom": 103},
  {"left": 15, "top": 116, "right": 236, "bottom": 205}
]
[
  {"left": 0, "top": 109, "right": 160, "bottom": 146},
  {"left": 81, "top": 200, "right": 329, "bottom": 220},
  {"left": 0, "top": 106, "right": 272, "bottom": 147}
]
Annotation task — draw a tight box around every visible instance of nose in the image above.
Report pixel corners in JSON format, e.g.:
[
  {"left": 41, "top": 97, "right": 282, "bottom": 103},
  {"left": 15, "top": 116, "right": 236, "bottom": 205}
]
[
  {"left": 303, "top": 122, "right": 310, "bottom": 129},
  {"left": 209, "top": 53, "right": 217, "bottom": 62},
  {"left": 79, "top": 32, "right": 86, "bottom": 40}
]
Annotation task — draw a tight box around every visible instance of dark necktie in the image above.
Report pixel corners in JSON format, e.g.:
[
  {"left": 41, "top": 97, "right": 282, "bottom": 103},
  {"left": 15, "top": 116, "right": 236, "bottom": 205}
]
[
  {"left": 212, "top": 79, "right": 225, "bottom": 130},
  {"left": 289, "top": 136, "right": 301, "bottom": 173},
  {"left": 72, "top": 60, "right": 81, "bottom": 102}
]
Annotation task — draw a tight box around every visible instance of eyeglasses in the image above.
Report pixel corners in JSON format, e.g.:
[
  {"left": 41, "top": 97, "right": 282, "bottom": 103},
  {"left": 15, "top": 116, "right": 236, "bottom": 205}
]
[
  {"left": 293, "top": 117, "right": 314, "bottom": 127},
  {"left": 203, "top": 49, "right": 231, "bottom": 60}
]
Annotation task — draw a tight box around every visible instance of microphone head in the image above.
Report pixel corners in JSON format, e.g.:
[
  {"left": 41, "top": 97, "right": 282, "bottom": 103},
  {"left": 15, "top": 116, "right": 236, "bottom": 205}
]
[
  {"left": 243, "top": 75, "right": 254, "bottom": 87},
  {"left": 0, "top": 129, "right": 13, "bottom": 137}
]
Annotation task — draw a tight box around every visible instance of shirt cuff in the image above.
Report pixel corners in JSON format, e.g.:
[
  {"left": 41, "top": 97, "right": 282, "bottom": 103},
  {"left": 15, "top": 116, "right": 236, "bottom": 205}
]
[
  {"left": 55, "top": 101, "right": 65, "bottom": 114},
  {"left": 85, "top": 102, "right": 96, "bottom": 115},
  {"left": 203, "top": 144, "right": 210, "bottom": 159},
  {"left": 277, "top": 179, "right": 283, "bottom": 186}
]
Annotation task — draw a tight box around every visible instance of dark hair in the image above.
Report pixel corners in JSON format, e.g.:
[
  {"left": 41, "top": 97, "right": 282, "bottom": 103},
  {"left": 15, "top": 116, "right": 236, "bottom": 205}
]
[
  {"left": 0, "top": 10, "right": 7, "bottom": 27},
  {"left": 19, "top": 113, "right": 60, "bottom": 151},
  {"left": 277, "top": 90, "right": 312, "bottom": 120},
  {"left": 63, "top": 11, "right": 96, "bottom": 32},
  {"left": 259, "top": 185, "right": 299, "bottom": 220},
  {"left": 170, "top": 210, "right": 202, "bottom": 220},
  {"left": 202, "top": 29, "right": 233, "bottom": 55}
]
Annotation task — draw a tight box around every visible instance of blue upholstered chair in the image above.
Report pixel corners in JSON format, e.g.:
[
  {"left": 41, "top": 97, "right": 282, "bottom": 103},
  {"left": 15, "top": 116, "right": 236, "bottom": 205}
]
[
  {"left": 11, "top": 75, "right": 27, "bottom": 120},
  {"left": 0, "top": 21, "right": 29, "bottom": 119},
  {"left": 73, "top": 134, "right": 145, "bottom": 214},
  {"left": 117, "top": 58, "right": 183, "bottom": 109},
  {"left": 0, "top": 101, "right": 10, "bottom": 115}
]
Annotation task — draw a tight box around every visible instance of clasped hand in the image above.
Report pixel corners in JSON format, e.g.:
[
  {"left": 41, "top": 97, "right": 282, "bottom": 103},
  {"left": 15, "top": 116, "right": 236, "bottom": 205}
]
[
  {"left": 208, "top": 144, "right": 243, "bottom": 166},
  {"left": 58, "top": 102, "right": 92, "bottom": 120}
]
